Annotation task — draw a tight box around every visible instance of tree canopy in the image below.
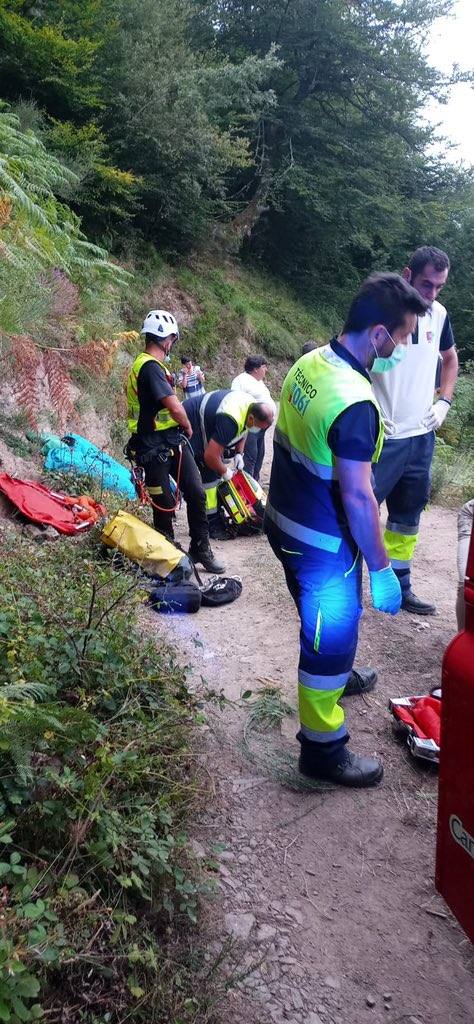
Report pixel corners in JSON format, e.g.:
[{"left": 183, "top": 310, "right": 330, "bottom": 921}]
[{"left": 0, "top": 0, "right": 472, "bottom": 353}]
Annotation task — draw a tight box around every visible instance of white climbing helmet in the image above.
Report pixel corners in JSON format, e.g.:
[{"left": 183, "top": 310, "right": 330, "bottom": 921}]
[{"left": 140, "top": 309, "right": 180, "bottom": 341}]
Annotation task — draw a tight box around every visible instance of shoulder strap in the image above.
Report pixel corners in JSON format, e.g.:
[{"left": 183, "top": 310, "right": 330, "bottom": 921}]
[{"left": 189, "top": 558, "right": 204, "bottom": 588}]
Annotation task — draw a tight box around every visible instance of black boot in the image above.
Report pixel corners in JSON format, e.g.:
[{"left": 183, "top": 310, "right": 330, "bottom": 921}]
[
  {"left": 342, "top": 667, "right": 377, "bottom": 697},
  {"left": 298, "top": 735, "right": 383, "bottom": 788},
  {"left": 208, "top": 516, "right": 234, "bottom": 541},
  {"left": 401, "top": 588, "right": 436, "bottom": 615},
  {"left": 189, "top": 541, "right": 225, "bottom": 574}
]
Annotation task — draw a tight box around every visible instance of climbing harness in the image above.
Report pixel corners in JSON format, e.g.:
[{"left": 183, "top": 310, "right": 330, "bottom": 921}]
[{"left": 124, "top": 437, "right": 185, "bottom": 514}]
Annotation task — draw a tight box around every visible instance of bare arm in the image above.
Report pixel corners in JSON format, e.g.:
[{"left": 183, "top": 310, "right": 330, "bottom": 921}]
[
  {"left": 204, "top": 438, "right": 227, "bottom": 476},
  {"left": 162, "top": 395, "right": 192, "bottom": 438},
  {"left": 336, "top": 458, "right": 388, "bottom": 571},
  {"left": 439, "top": 346, "right": 459, "bottom": 401}
]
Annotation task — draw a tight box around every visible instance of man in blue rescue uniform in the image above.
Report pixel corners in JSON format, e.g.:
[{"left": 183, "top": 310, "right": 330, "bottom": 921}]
[
  {"left": 126, "top": 309, "right": 224, "bottom": 573},
  {"left": 265, "top": 274, "right": 428, "bottom": 788}
]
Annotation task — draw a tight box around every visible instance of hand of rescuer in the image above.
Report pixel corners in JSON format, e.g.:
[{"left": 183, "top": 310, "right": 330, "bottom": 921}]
[
  {"left": 221, "top": 466, "right": 234, "bottom": 482},
  {"left": 423, "top": 399, "right": 450, "bottom": 431},
  {"left": 233, "top": 453, "right": 245, "bottom": 471},
  {"left": 369, "top": 565, "right": 402, "bottom": 615}
]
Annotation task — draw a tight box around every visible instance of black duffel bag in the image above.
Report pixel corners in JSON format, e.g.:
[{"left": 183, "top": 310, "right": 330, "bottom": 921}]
[{"left": 148, "top": 580, "right": 202, "bottom": 614}]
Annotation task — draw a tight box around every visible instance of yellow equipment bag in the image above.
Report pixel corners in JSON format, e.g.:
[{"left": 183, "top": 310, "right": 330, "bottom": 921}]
[{"left": 101, "top": 510, "right": 187, "bottom": 580}]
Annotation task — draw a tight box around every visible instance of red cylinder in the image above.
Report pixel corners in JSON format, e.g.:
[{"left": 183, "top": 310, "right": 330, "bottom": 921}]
[{"left": 436, "top": 518, "right": 474, "bottom": 942}]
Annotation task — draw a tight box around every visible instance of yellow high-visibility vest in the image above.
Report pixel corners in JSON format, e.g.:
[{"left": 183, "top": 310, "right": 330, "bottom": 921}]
[{"left": 126, "top": 352, "right": 178, "bottom": 434}]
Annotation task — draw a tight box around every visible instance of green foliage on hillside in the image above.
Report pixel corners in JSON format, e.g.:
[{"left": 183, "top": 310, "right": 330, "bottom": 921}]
[
  {"left": 176, "top": 263, "right": 327, "bottom": 367},
  {"left": 432, "top": 367, "right": 474, "bottom": 506},
  {"left": 0, "top": 536, "right": 226, "bottom": 1022}
]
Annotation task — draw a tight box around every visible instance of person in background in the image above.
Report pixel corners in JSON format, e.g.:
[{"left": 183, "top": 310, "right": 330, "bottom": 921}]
[
  {"left": 265, "top": 273, "right": 428, "bottom": 788},
  {"left": 456, "top": 500, "right": 474, "bottom": 631},
  {"left": 177, "top": 356, "right": 206, "bottom": 399},
  {"left": 231, "top": 356, "right": 276, "bottom": 481},
  {"left": 371, "top": 246, "right": 459, "bottom": 616}
]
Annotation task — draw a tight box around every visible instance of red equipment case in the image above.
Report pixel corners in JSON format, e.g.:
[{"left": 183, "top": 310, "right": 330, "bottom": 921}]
[{"left": 436, "top": 516, "right": 474, "bottom": 942}]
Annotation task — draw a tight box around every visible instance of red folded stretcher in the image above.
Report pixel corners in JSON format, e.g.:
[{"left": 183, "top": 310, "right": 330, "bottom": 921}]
[{"left": 0, "top": 473, "right": 106, "bottom": 535}]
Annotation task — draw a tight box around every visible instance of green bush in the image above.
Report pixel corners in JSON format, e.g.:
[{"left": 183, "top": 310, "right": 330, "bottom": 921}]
[
  {"left": 432, "top": 369, "right": 474, "bottom": 507},
  {"left": 0, "top": 537, "right": 215, "bottom": 1021}
]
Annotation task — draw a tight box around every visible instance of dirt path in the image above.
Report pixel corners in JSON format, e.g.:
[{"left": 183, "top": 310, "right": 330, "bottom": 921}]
[{"left": 145, "top": 448, "right": 474, "bottom": 1024}]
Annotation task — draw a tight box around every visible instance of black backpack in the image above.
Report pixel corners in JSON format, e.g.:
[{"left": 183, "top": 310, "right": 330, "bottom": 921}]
[{"left": 199, "top": 574, "right": 242, "bottom": 606}]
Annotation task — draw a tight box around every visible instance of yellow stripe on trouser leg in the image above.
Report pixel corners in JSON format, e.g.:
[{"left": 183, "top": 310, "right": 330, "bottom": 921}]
[
  {"left": 203, "top": 482, "right": 218, "bottom": 515},
  {"left": 383, "top": 528, "right": 418, "bottom": 568},
  {"left": 298, "top": 682, "right": 345, "bottom": 740}
]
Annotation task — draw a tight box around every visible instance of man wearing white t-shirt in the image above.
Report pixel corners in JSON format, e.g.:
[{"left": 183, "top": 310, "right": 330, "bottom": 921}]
[
  {"left": 371, "top": 246, "right": 459, "bottom": 615},
  {"left": 231, "top": 356, "right": 276, "bottom": 481}
]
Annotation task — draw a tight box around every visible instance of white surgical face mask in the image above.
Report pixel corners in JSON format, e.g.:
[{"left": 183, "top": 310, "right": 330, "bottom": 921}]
[
  {"left": 371, "top": 331, "right": 407, "bottom": 373},
  {"left": 248, "top": 425, "right": 261, "bottom": 434}
]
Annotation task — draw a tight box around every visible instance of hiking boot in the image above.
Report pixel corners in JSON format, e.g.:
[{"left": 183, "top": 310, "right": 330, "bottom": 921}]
[
  {"left": 189, "top": 542, "right": 225, "bottom": 574},
  {"left": 342, "top": 667, "right": 377, "bottom": 698},
  {"left": 208, "top": 519, "right": 233, "bottom": 541},
  {"left": 401, "top": 589, "right": 436, "bottom": 616},
  {"left": 299, "top": 746, "right": 383, "bottom": 788}
]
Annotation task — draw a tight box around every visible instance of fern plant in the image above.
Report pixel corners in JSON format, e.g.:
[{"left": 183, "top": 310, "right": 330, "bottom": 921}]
[
  {"left": 0, "top": 108, "right": 118, "bottom": 275},
  {"left": 0, "top": 105, "right": 129, "bottom": 338}
]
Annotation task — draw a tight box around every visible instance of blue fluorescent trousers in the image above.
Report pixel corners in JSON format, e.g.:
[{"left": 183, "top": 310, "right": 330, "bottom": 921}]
[{"left": 267, "top": 525, "right": 362, "bottom": 753}]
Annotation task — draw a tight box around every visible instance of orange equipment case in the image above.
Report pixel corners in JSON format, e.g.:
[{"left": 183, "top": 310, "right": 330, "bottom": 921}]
[{"left": 217, "top": 470, "right": 265, "bottom": 527}]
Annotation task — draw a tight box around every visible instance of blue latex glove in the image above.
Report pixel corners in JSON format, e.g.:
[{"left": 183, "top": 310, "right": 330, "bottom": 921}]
[{"left": 369, "top": 565, "right": 402, "bottom": 615}]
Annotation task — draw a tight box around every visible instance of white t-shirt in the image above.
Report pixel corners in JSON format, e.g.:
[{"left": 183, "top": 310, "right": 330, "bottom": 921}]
[
  {"left": 370, "top": 300, "right": 451, "bottom": 440},
  {"left": 231, "top": 371, "right": 276, "bottom": 415}
]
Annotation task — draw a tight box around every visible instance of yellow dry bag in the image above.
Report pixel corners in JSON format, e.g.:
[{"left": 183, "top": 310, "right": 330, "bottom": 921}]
[{"left": 101, "top": 510, "right": 188, "bottom": 580}]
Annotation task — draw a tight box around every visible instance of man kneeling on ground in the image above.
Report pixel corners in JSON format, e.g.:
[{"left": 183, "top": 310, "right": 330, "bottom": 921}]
[{"left": 183, "top": 388, "right": 274, "bottom": 539}]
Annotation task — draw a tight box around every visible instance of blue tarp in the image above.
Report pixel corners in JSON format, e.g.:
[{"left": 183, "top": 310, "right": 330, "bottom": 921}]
[{"left": 44, "top": 433, "right": 137, "bottom": 499}]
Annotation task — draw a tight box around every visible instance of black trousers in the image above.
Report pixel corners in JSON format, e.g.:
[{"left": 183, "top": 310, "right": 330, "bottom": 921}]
[{"left": 136, "top": 444, "right": 209, "bottom": 546}]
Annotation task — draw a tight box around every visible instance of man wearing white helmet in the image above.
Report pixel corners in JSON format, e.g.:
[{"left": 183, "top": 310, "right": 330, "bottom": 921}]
[{"left": 126, "top": 310, "right": 224, "bottom": 573}]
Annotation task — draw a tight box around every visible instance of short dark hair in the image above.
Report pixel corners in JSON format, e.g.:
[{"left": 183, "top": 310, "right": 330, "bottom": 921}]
[
  {"left": 145, "top": 332, "right": 176, "bottom": 347},
  {"left": 301, "top": 341, "right": 317, "bottom": 355},
  {"left": 409, "top": 246, "right": 450, "bottom": 278},
  {"left": 248, "top": 401, "right": 273, "bottom": 426},
  {"left": 244, "top": 355, "right": 268, "bottom": 373},
  {"left": 180, "top": 355, "right": 192, "bottom": 364},
  {"left": 343, "top": 272, "right": 428, "bottom": 334}
]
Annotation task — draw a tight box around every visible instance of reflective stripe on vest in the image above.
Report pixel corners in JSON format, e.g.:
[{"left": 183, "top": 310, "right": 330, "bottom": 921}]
[
  {"left": 274, "top": 427, "right": 336, "bottom": 479},
  {"left": 268, "top": 345, "right": 384, "bottom": 550},
  {"left": 126, "top": 352, "right": 178, "bottom": 433},
  {"left": 199, "top": 390, "right": 253, "bottom": 449},
  {"left": 265, "top": 500, "right": 342, "bottom": 553}
]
